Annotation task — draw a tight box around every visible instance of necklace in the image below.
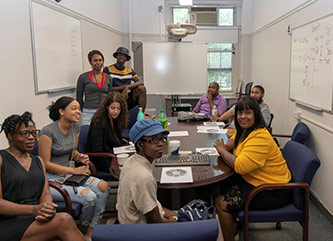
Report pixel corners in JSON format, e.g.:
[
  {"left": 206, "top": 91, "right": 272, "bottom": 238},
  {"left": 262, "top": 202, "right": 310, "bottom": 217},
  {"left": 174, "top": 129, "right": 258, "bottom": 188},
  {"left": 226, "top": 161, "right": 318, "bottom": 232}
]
[{"left": 92, "top": 71, "right": 103, "bottom": 83}]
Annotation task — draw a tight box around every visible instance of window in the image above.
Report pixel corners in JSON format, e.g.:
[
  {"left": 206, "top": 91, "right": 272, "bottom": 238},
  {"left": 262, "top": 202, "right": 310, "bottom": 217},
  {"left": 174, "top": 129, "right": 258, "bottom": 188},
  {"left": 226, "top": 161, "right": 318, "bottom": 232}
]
[
  {"left": 207, "top": 43, "right": 233, "bottom": 92},
  {"left": 173, "top": 8, "right": 189, "bottom": 23},
  {"left": 172, "top": 7, "right": 235, "bottom": 26},
  {"left": 218, "top": 8, "right": 234, "bottom": 26}
]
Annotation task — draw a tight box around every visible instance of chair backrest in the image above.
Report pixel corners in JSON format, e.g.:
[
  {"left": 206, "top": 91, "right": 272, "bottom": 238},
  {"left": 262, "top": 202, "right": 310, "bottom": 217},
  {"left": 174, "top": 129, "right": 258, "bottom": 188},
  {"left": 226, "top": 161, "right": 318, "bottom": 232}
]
[
  {"left": 78, "top": 125, "right": 90, "bottom": 153},
  {"left": 92, "top": 219, "right": 219, "bottom": 241},
  {"left": 244, "top": 82, "right": 253, "bottom": 96},
  {"left": 282, "top": 141, "right": 320, "bottom": 209},
  {"left": 267, "top": 113, "right": 274, "bottom": 129},
  {"left": 291, "top": 122, "right": 310, "bottom": 144},
  {"left": 128, "top": 105, "right": 139, "bottom": 129},
  {"left": 30, "top": 140, "right": 39, "bottom": 155}
]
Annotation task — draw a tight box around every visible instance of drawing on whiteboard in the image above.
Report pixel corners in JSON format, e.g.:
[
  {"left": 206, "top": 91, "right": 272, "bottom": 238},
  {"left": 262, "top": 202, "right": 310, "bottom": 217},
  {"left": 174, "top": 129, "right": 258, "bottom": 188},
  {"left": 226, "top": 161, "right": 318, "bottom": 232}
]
[
  {"left": 292, "top": 21, "right": 332, "bottom": 88},
  {"left": 290, "top": 15, "right": 333, "bottom": 112}
]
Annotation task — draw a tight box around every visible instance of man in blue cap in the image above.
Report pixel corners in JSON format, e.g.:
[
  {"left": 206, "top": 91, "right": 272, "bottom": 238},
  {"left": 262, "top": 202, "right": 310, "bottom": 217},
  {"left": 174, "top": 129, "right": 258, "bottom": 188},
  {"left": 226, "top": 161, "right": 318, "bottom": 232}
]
[
  {"left": 117, "top": 119, "right": 178, "bottom": 224},
  {"left": 104, "top": 47, "right": 147, "bottom": 112}
]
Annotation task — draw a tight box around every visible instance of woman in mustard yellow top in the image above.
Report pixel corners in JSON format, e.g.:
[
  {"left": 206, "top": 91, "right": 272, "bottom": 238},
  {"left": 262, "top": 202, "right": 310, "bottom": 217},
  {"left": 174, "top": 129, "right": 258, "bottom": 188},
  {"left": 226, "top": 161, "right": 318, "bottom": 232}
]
[{"left": 214, "top": 96, "right": 292, "bottom": 241}]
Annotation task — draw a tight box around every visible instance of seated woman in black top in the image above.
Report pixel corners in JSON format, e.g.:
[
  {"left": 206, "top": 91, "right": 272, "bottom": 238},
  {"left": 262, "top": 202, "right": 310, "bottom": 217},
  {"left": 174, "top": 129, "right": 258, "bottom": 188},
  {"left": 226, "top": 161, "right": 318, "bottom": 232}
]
[
  {"left": 86, "top": 92, "right": 128, "bottom": 172},
  {"left": 0, "top": 112, "right": 84, "bottom": 241}
]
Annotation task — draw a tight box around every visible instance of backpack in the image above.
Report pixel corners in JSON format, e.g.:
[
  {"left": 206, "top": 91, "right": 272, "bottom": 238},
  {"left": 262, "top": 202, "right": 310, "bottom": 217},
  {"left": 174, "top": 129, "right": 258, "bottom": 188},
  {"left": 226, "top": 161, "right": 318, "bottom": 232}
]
[{"left": 178, "top": 199, "right": 216, "bottom": 222}]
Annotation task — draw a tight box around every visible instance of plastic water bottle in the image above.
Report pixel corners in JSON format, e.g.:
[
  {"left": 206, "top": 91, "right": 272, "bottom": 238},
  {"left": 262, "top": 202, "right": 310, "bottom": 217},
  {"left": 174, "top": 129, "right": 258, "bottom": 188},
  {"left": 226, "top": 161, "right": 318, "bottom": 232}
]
[
  {"left": 158, "top": 109, "right": 168, "bottom": 130},
  {"left": 137, "top": 107, "right": 145, "bottom": 121},
  {"left": 212, "top": 105, "right": 217, "bottom": 122}
]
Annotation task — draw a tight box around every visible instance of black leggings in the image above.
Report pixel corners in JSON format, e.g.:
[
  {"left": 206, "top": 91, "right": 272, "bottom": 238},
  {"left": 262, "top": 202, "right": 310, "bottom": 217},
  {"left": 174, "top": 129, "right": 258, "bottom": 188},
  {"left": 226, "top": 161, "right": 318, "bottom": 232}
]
[{"left": 219, "top": 175, "right": 293, "bottom": 215}]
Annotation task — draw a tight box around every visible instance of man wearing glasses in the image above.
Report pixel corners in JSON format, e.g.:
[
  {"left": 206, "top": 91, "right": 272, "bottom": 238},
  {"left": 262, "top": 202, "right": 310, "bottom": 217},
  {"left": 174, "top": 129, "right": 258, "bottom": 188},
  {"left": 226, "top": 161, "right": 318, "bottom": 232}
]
[{"left": 117, "top": 119, "right": 178, "bottom": 224}]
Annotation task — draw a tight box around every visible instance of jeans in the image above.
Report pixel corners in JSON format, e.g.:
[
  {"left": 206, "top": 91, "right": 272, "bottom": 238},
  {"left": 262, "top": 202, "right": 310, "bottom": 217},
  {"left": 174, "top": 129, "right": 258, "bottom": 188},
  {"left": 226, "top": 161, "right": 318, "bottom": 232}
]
[
  {"left": 50, "top": 176, "right": 110, "bottom": 227},
  {"left": 81, "top": 108, "right": 97, "bottom": 125}
]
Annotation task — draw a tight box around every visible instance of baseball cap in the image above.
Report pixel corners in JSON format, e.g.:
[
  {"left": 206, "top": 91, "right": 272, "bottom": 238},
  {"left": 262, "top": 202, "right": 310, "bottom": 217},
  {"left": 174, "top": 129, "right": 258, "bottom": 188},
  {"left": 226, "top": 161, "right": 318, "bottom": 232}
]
[{"left": 129, "top": 119, "right": 169, "bottom": 144}]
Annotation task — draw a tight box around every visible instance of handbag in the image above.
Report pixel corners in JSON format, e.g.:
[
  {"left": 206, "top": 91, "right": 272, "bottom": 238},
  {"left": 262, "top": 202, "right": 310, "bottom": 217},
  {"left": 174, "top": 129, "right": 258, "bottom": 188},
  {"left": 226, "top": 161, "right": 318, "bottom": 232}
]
[
  {"left": 63, "top": 174, "right": 89, "bottom": 187},
  {"left": 178, "top": 199, "right": 216, "bottom": 222},
  {"left": 62, "top": 125, "right": 90, "bottom": 187}
]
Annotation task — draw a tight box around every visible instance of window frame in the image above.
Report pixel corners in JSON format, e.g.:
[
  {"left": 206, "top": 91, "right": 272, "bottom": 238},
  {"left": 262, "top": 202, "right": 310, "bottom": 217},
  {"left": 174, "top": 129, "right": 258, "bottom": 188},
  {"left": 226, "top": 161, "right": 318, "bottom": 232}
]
[
  {"left": 171, "top": 6, "right": 236, "bottom": 26},
  {"left": 207, "top": 44, "right": 235, "bottom": 93}
]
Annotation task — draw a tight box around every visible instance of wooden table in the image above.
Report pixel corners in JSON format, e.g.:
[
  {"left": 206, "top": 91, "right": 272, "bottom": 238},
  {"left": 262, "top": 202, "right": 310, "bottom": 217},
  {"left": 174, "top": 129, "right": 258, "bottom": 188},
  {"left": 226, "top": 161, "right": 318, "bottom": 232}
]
[
  {"left": 154, "top": 117, "right": 233, "bottom": 189},
  {"left": 110, "top": 117, "right": 233, "bottom": 185},
  {"left": 110, "top": 117, "right": 233, "bottom": 208}
]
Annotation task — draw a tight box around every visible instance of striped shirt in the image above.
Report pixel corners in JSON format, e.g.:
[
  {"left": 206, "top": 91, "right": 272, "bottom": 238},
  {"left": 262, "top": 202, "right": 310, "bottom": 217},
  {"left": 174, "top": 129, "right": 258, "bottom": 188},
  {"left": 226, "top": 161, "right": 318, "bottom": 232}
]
[{"left": 104, "top": 64, "right": 138, "bottom": 87}]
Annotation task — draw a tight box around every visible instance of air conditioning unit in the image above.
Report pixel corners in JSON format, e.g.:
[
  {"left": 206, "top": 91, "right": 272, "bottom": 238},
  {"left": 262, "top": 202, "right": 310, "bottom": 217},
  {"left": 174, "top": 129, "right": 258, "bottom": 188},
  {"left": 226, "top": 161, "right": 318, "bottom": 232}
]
[{"left": 190, "top": 7, "right": 218, "bottom": 26}]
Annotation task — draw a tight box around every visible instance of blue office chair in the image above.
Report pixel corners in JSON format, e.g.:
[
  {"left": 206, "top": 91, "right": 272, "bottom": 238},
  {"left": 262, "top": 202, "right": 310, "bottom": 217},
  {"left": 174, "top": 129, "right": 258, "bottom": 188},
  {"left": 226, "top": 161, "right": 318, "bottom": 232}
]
[
  {"left": 92, "top": 219, "right": 219, "bottom": 241},
  {"left": 237, "top": 141, "right": 321, "bottom": 241},
  {"left": 272, "top": 122, "right": 310, "bottom": 147},
  {"left": 29, "top": 141, "right": 82, "bottom": 218},
  {"left": 78, "top": 125, "right": 118, "bottom": 181},
  {"left": 122, "top": 105, "right": 139, "bottom": 140}
]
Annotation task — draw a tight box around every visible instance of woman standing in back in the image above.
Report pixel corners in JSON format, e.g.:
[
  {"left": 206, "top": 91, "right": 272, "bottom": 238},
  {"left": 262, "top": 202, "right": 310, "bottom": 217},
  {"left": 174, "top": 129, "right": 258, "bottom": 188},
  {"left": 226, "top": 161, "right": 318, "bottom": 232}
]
[
  {"left": 86, "top": 92, "right": 128, "bottom": 173},
  {"left": 76, "top": 50, "right": 113, "bottom": 125},
  {"left": 38, "top": 96, "right": 110, "bottom": 240},
  {"left": 0, "top": 112, "right": 84, "bottom": 241}
]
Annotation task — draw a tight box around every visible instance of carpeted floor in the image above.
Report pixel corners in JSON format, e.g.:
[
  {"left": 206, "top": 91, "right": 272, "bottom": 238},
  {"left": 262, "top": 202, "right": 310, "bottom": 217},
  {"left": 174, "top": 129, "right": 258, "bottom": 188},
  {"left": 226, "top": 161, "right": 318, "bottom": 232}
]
[{"left": 238, "top": 200, "right": 333, "bottom": 241}]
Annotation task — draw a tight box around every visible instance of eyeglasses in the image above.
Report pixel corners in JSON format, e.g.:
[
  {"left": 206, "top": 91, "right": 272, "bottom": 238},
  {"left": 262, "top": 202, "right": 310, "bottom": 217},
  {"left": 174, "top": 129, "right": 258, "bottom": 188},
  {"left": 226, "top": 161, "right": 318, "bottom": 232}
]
[
  {"left": 17, "top": 130, "right": 41, "bottom": 138},
  {"left": 141, "top": 136, "right": 167, "bottom": 145}
]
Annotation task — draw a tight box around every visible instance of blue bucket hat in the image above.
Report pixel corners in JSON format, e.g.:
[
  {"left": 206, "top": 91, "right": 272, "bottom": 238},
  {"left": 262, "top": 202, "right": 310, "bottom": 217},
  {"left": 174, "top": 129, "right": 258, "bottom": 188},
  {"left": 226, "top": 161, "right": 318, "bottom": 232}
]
[{"left": 129, "top": 119, "right": 169, "bottom": 144}]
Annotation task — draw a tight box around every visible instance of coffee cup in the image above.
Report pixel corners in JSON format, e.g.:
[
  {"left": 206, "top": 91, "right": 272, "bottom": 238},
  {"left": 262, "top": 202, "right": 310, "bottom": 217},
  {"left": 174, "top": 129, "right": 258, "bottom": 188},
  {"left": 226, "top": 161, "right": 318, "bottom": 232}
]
[
  {"left": 169, "top": 140, "right": 180, "bottom": 155},
  {"left": 117, "top": 153, "right": 129, "bottom": 170}
]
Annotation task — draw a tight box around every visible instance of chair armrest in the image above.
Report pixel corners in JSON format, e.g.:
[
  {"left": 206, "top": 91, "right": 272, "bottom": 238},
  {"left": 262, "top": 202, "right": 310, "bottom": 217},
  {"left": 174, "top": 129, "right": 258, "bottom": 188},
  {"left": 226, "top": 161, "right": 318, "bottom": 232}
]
[
  {"left": 244, "top": 182, "right": 309, "bottom": 218},
  {"left": 271, "top": 134, "right": 292, "bottom": 138},
  {"left": 48, "top": 181, "right": 72, "bottom": 214}
]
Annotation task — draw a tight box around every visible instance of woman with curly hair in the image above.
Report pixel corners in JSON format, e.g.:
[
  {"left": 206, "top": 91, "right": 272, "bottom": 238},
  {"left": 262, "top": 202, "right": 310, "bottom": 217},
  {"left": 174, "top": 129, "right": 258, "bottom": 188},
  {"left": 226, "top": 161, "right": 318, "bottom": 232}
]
[
  {"left": 86, "top": 92, "right": 129, "bottom": 173},
  {"left": 0, "top": 112, "right": 85, "bottom": 241}
]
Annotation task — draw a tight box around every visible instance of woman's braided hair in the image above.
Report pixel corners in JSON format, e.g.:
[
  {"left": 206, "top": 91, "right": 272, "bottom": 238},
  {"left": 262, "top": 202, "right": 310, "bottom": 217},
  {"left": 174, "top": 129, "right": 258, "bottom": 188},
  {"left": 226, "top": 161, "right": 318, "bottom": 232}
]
[{"left": 0, "top": 112, "right": 34, "bottom": 138}]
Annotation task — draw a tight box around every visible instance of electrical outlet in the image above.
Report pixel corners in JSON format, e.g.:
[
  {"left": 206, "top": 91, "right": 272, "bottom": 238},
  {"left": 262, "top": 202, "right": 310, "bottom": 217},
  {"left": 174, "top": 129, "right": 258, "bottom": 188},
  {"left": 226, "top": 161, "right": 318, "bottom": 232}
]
[{"left": 294, "top": 111, "right": 301, "bottom": 120}]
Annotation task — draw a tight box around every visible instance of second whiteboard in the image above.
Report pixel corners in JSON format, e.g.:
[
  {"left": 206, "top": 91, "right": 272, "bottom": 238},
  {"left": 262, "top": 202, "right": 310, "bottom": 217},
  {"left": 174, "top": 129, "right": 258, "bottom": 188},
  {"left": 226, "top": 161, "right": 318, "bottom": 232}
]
[{"left": 142, "top": 42, "right": 207, "bottom": 95}]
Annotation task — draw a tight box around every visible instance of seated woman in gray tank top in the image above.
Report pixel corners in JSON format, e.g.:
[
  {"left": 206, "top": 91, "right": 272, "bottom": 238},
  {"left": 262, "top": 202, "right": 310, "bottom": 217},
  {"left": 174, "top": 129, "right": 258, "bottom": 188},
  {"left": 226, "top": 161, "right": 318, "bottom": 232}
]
[{"left": 38, "top": 96, "right": 110, "bottom": 240}]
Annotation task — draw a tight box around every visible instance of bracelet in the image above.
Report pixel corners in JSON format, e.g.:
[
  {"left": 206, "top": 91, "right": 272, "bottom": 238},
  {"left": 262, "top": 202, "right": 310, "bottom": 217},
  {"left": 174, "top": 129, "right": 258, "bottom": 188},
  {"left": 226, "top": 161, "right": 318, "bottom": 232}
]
[{"left": 169, "top": 215, "right": 178, "bottom": 221}]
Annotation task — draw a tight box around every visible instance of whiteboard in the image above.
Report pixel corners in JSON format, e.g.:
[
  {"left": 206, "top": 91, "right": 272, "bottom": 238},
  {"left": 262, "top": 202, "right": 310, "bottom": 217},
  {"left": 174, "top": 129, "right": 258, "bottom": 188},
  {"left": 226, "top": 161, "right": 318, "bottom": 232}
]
[
  {"left": 290, "top": 14, "right": 333, "bottom": 111},
  {"left": 142, "top": 42, "right": 207, "bottom": 95},
  {"left": 30, "top": 2, "right": 83, "bottom": 93}
]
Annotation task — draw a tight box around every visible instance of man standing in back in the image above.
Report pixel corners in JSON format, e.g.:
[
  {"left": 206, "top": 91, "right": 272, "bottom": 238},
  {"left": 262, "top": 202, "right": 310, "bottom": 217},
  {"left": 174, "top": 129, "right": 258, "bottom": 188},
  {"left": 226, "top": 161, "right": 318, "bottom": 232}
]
[
  {"left": 104, "top": 47, "right": 147, "bottom": 112},
  {"left": 193, "top": 82, "right": 227, "bottom": 117}
]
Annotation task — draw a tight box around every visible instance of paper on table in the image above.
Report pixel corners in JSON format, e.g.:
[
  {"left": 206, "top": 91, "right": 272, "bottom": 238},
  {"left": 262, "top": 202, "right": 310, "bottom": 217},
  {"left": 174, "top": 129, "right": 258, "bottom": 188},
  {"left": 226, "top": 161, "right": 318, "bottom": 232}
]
[
  {"left": 203, "top": 121, "right": 226, "bottom": 127},
  {"left": 196, "top": 147, "right": 219, "bottom": 156},
  {"left": 160, "top": 167, "right": 193, "bottom": 184},
  {"left": 113, "top": 145, "right": 136, "bottom": 155},
  {"left": 197, "top": 126, "right": 227, "bottom": 134},
  {"left": 168, "top": 131, "right": 189, "bottom": 137}
]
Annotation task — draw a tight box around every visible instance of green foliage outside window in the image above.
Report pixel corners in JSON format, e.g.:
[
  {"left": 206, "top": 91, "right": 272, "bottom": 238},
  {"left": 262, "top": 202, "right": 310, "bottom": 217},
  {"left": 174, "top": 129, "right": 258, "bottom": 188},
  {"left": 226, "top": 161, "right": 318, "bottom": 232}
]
[
  {"left": 208, "top": 72, "right": 232, "bottom": 91},
  {"left": 219, "top": 8, "right": 234, "bottom": 26},
  {"left": 207, "top": 43, "right": 233, "bottom": 91},
  {"left": 173, "top": 8, "right": 189, "bottom": 23}
]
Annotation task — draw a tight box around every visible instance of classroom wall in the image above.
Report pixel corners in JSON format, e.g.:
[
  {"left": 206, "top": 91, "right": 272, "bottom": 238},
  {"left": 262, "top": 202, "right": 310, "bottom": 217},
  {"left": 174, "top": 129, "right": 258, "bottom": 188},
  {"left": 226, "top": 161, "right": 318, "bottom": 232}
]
[
  {"left": 248, "top": 0, "right": 333, "bottom": 215},
  {"left": 0, "top": 0, "right": 123, "bottom": 148}
]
